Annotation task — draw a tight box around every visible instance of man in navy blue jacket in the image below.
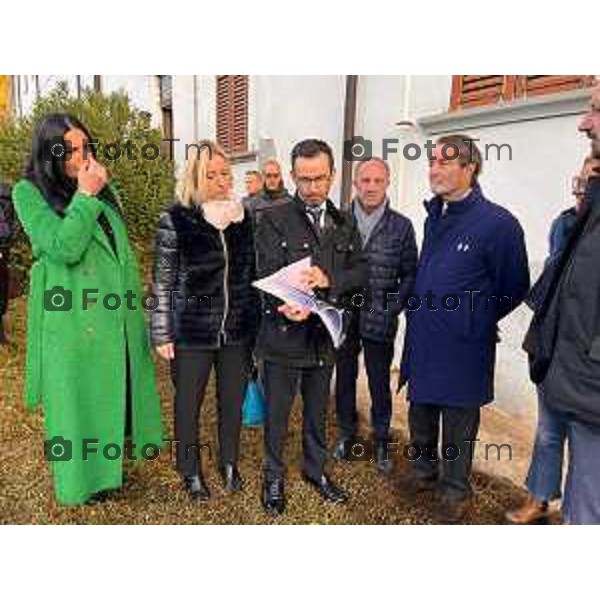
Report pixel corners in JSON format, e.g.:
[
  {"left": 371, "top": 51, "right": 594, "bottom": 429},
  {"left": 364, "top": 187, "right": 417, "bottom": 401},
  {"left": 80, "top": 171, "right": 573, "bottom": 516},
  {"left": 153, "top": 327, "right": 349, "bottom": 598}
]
[{"left": 400, "top": 135, "right": 530, "bottom": 523}]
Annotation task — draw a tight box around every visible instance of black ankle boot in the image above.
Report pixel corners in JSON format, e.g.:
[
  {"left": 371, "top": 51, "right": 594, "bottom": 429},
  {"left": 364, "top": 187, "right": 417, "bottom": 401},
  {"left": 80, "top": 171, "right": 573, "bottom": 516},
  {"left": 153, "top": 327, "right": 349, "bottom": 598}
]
[
  {"left": 220, "top": 463, "right": 244, "bottom": 493},
  {"left": 262, "top": 477, "right": 286, "bottom": 515},
  {"left": 0, "top": 317, "right": 7, "bottom": 345},
  {"left": 182, "top": 473, "right": 210, "bottom": 502}
]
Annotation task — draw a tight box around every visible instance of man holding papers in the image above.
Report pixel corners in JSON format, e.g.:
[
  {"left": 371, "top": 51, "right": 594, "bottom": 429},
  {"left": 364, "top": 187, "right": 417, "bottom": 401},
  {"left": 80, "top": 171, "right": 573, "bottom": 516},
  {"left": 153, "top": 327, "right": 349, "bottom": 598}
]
[{"left": 255, "top": 139, "right": 367, "bottom": 515}]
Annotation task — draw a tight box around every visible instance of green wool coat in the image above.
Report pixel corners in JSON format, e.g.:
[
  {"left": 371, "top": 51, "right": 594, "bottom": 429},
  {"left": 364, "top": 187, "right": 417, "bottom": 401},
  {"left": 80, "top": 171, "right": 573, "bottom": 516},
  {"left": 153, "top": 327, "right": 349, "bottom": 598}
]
[{"left": 13, "top": 179, "right": 164, "bottom": 505}]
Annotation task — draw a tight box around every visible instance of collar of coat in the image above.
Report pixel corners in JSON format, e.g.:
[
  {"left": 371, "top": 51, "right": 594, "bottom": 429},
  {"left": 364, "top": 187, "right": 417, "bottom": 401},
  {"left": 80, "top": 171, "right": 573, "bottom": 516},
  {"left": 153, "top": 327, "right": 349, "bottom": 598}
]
[{"left": 423, "top": 182, "right": 484, "bottom": 219}]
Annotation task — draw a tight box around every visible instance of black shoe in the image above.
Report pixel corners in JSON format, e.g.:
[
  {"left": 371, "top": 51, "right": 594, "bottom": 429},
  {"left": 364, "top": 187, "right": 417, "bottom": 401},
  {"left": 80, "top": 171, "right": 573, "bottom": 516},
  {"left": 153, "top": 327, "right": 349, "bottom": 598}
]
[
  {"left": 221, "top": 463, "right": 244, "bottom": 493},
  {"left": 375, "top": 442, "right": 393, "bottom": 476},
  {"left": 262, "top": 477, "right": 286, "bottom": 515},
  {"left": 85, "top": 488, "right": 120, "bottom": 506},
  {"left": 302, "top": 473, "right": 350, "bottom": 504},
  {"left": 182, "top": 473, "right": 210, "bottom": 502},
  {"left": 332, "top": 437, "right": 352, "bottom": 461},
  {"left": 0, "top": 319, "right": 7, "bottom": 345}
]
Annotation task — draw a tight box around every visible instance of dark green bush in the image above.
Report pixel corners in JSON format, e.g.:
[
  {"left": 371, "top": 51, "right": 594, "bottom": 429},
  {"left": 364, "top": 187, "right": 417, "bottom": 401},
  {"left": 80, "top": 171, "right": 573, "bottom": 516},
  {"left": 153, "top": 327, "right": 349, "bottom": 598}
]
[{"left": 0, "top": 81, "right": 175, "bottom": 288}]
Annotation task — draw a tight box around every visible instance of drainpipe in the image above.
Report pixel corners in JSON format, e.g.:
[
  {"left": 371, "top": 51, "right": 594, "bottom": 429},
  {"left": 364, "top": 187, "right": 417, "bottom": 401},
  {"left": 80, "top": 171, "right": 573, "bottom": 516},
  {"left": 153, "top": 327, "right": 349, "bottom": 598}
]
[
  {"left": 340, "top": 75, "right": 358, "bottom": 211},
  {"left": 395, "top": 74, "right": 416, "bottom": 211},
  {"left": 193, "top": 75, "right": 198, "bottom": 140}
]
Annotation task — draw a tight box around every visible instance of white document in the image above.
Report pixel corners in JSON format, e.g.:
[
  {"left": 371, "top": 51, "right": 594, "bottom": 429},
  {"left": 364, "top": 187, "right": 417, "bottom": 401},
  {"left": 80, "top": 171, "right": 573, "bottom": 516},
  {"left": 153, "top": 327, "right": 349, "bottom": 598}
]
[{"left": 253, "top": 257, "right": 346, "bottom": 349}]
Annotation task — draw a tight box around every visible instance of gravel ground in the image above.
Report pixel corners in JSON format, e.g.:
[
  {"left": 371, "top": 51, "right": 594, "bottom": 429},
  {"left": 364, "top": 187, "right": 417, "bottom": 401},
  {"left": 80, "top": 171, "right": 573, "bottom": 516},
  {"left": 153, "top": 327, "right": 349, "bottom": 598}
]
[{"left": 1, "top": 297, "right": 545, "bottom": 525}]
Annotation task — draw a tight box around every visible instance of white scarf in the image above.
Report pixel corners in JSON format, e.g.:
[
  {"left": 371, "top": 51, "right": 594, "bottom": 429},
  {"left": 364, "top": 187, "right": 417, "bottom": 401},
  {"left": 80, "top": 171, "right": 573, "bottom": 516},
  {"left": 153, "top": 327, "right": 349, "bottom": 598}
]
[{"left": 201, "top": 199, "right": 245, "bottom": 231}]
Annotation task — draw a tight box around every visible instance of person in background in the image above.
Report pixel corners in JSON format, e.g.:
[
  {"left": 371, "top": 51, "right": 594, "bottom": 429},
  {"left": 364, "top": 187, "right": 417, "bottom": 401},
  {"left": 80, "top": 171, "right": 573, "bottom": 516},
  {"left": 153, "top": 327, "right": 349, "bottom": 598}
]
[
  {"left": 548, "top": 156, "right": 600, "bottom": 264},
  {"left": 12, "top": 113, "right": 163, "bottom": 506},
  {"left": 244, "top": 159, "right": 292, "bottom": 226},
  {"left": 242, "top": 170, "right": 264, "bottom": 210},
  {"left": 333, "top": 157, "right": 417, "bottom": 474},
  {"left": 507, "top": 154, "right": 600, "bottom": 525},
  {"left": 261, "top": 158, "right": 292, "bottom": 204},
  {"left": 152, "top": 140, "right": 258, "bottom": 502},
  {"left": 523, "top": 84, "right": 600, "bottom": 525},
  {"left": 0, "top": 182, "right": 13, "bottom": 345}
]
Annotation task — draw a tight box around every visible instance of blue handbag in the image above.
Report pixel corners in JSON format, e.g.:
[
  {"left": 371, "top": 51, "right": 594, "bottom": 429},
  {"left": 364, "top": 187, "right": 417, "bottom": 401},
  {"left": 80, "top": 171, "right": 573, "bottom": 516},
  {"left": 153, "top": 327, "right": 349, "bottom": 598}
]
[{"left": 242, "top": 376, "right": 266, "bottom": 427}]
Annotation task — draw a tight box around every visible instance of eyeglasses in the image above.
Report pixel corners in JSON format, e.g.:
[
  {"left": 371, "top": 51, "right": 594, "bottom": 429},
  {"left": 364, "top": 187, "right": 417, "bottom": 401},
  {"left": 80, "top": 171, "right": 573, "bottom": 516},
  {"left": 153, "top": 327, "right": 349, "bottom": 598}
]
[{"left": 295, "top": 174, "right": 331, "bottom": 188}]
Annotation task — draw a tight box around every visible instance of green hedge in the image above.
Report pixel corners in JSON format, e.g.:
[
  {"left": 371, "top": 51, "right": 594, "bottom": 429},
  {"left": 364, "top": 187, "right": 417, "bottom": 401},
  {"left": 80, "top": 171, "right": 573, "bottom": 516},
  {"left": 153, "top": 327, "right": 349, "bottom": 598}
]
[{"left": 0, "top": 81, "right": 175, "bottom": 289}]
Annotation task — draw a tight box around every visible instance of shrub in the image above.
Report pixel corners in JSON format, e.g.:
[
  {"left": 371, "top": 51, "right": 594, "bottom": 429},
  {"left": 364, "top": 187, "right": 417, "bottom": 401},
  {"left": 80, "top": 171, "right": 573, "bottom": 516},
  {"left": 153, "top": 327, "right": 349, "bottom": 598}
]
[{"left": 0, "top": 81, "right": 175, "bottom": 288}]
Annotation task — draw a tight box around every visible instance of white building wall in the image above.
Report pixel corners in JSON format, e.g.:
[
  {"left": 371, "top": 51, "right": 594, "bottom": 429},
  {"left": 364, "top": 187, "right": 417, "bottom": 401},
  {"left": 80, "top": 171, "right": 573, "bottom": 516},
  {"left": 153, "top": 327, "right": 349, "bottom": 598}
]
[{"left": 250, "top": 75, "right": 346, "bottom": 202}]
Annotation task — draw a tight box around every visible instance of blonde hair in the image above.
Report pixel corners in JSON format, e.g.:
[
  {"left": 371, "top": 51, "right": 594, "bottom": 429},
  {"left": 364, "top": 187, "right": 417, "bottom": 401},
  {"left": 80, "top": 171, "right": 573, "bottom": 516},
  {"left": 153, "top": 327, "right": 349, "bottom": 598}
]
[{"left": 178, "top": 139, "right": 231, "bottom": 207}]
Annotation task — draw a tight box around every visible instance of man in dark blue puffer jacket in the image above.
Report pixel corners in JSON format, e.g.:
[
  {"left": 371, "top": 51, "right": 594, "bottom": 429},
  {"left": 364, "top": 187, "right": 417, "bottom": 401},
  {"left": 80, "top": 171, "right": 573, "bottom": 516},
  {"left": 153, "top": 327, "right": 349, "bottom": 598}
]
[{"left": 334, "top": 158, "right": 418, "bottom": 474}]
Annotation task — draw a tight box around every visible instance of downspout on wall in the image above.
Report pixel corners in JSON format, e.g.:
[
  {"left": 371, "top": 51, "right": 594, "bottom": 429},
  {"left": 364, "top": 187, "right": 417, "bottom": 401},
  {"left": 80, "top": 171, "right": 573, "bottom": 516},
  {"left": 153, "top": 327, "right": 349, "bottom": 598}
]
[{"left": 340, "top": 75, "right": 358, "bottom": 211}]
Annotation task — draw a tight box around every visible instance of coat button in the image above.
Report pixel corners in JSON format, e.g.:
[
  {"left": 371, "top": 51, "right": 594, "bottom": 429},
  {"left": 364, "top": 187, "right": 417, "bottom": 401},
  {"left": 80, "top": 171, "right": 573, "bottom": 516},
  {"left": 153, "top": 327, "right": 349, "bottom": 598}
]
[
  {"left": 281, "top": 241, "right": 287, "bottom": 248},
  {"left": 303, "top": 242, "right": 309, "bottom": 249}
]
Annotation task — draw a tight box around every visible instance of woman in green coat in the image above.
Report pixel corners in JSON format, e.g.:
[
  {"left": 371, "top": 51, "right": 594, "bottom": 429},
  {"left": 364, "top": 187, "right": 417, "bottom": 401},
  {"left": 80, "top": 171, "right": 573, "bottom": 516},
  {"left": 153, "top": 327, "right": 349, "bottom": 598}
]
[{"left": 13, "top": 113, "right": 163, "bottom": 506}]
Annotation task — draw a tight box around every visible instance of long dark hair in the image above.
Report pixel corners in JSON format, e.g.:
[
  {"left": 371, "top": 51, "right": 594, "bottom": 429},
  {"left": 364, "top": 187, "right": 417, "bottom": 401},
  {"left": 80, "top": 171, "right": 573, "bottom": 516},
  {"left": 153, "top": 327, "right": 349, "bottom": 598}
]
[{"left": 24, "top": 113, "right": 119, "bottom": 216}]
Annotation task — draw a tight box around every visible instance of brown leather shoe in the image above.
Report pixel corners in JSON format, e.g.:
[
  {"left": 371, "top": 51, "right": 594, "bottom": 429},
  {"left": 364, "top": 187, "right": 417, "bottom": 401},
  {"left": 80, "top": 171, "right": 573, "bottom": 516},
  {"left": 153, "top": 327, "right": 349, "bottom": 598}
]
[{"left": 505, "top": 495, "right": 548, "bottom": 524}]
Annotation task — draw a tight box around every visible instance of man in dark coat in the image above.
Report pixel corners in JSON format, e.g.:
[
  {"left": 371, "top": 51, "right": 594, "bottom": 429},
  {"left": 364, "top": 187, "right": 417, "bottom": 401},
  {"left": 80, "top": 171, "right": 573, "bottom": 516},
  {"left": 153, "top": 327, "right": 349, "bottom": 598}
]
[
  {"left": 507, "top": 155, "right": 600, "bottom": 524},
  {"left": 400, "top": 135, "right": 530, "bottom": 523},
  {"left": 524, "top": 84, "right": 600, "bottom": 524},
  {"left": 241, "top": 169, "right": 264, "bottom": 209},
  {"left": 255, "top": 139, "right": 367, "bottom": 515},
  {"left": 244, "top": 159, "right": 292, "bottom": 226},
  {"left": 334, "top": 157, "right": 417, "bottom": 474},
  {"left": 0, "top": 182, "right": 13, "bottom": 345}
]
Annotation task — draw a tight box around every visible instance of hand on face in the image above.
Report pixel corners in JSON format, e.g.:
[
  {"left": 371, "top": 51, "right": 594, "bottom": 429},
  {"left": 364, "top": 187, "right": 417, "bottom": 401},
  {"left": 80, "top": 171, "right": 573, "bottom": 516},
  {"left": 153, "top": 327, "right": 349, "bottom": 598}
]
[{"left": 77, "top": 157, "right": 108, "bottom": 196}]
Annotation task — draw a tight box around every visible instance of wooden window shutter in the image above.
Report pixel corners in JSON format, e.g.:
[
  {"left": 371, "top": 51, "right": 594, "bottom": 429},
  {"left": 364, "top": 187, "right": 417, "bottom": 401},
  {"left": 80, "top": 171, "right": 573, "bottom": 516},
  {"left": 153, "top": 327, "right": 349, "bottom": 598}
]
[
  {"left": 515, "top": 75, "right": 595, "bottom": 98},
  {"left": 451, "top": 75, "right": 596, "bottom": 110},
  {"left": 450, "top": 76, "right": 514, "bottom": 110},
  {"left": 216, "top": 75, "right": 248, "bottom": 154}
]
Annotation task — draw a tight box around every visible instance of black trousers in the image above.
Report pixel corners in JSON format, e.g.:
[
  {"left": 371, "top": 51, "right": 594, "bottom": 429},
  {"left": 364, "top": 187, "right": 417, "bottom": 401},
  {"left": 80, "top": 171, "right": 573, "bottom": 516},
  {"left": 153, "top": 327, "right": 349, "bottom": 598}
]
[
  {"left": 408, "top": 403, "right": 481, "bottom": 500},
  {"left": 0, "top": 249, "right": 8, "bottom": 316},
  {"left": 335, "top": 324, "right": 395, "bottom": 443},
  {"left": 170, "top": 344, "right": 249, "bottom": 476},
  {"left": 263, "top": 361, "right": 333, "bottom": 482}
]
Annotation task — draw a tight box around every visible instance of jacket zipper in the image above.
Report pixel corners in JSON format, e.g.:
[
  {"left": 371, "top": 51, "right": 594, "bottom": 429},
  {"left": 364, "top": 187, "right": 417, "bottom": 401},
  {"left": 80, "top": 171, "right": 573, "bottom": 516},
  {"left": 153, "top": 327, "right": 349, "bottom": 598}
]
[{"left": 219, "top": 230, "right": 229, "bottom": 346}]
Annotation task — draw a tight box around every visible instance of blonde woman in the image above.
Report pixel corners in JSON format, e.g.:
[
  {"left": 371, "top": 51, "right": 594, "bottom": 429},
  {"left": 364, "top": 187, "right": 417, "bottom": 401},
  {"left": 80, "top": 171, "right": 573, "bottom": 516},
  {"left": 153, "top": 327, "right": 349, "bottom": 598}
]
[{"left": 151, "top": 141, "right": 258, "bottom": 502}]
